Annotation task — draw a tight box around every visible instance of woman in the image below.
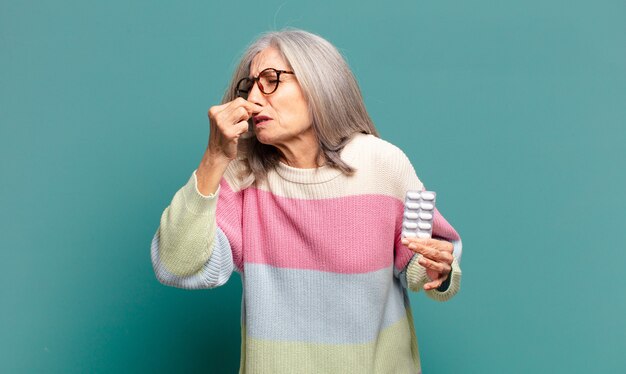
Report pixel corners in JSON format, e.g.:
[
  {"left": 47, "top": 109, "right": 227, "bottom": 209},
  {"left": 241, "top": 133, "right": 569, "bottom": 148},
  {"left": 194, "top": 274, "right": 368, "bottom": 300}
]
[{"left": 151, "top": 29, "right": 462, "bottom": 374}]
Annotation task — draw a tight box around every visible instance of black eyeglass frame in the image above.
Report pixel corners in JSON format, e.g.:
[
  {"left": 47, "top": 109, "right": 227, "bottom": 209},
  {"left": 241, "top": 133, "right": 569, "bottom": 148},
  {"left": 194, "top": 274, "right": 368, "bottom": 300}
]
[{"left": 235, "top": 68, "right": 295, "bottom": 98}]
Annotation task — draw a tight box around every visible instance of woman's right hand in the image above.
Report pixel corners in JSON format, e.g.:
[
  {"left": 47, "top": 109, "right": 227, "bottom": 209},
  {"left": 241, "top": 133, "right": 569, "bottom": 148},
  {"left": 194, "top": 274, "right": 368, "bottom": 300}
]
[{"left": 207, "top": 97, "right": 264, "bottom": 161}]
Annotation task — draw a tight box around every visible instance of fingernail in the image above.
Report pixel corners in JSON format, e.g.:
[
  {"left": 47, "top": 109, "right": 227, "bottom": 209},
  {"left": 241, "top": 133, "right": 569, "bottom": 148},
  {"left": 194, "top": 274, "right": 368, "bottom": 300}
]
[{"left": 401, "top": 238, "right": 408, "bottom": 245}]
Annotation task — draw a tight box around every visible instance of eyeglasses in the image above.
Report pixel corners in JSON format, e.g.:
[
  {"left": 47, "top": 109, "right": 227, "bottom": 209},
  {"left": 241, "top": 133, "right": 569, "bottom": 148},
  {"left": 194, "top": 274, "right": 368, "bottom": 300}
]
[{"left": 235, "top": 68, "right": 295, "bottom": 99}]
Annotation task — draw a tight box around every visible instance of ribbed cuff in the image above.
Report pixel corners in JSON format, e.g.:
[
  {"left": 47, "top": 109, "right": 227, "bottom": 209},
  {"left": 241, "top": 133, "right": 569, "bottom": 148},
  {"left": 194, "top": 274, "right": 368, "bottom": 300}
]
[
  {"left": 406, "top": 256, "right": 462, "bottom": 302},
  {"left": 425, "top": 258, "right": 462, "bottom": 302},
  {"left": 406, "top": 254, "right": 429, "bottom": 293},
  {"left": 181, "top": 170, "right": 220, "bottom": 215}
]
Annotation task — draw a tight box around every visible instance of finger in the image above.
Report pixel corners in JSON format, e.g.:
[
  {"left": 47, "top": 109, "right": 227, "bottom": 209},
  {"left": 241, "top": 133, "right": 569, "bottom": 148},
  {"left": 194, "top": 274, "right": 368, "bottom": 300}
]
[
  {"left": 414, "top": 238, "right": 454, "bottom": 253},
  {"left": 401, "top": 237, "right": 437, "bottom": 248},
  {"left": 418, "top": 256, "right": 451, "bottom": 274},
  {"left": 233, "top": 120, "right": 249, "bottom": 135},
  {"left": 424, "top": 274, "right": 449, "bottom": 290},
  {"left": 417, "top": 247, "right": 454, "bottom": 265},
  {"left": 243, "top": 101, "right": 264, "bottom": 115},
  {"left": 408, "top": 241, "right": 443, "bottom": 262},
  {"left": 401, "top": 237, "right": 428, "bottom": 249},
  {"left": 438, "top": 251, "right": 454, "bottom": 265},
  {"left": 232, "top": 97, "right": 264, "bottom": 115},
  {"left": 218, "top": 106, "right": 250, "bottom": 129},
  {"left": 439, "top": 241, "right": 454, "bottom": 254},
  {"left": 433, "top": 238, "right": 454, "bottom": 253},
  {"left": 208, "top": 103, "right": 230, "bottom": 118}
]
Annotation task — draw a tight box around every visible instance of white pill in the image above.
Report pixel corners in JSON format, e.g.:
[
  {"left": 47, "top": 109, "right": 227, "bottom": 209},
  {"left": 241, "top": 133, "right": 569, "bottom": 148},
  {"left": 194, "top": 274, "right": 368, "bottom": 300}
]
[
  {"left": 421, "top": 191, "right": 435, "bottom": 200},
  {"left": 418, "top": 222, "right": 432, "bottom": 230},
  {"left": 403, "top": 231, "right": 417, "bottom": 238},
  {"left": 417, "top": 232, "right": 431, "bottom": 238},
  {"left": 404, "top": 212, "right": 418, "bottom": 219},
  {"left": 407, "top": 191, "right": 421, "bottom": 200},
  {"left": 418, "top": 212, "right": 433, "bottom": 220},
  {"left": 406, "top": 202, "right": 420, "bottom": 210},
  {"left": 404, "top": 222, "right": 418, "bottom": 229},
  {"left": 420, "top": 202, "right": 434, "bottom": 210}
]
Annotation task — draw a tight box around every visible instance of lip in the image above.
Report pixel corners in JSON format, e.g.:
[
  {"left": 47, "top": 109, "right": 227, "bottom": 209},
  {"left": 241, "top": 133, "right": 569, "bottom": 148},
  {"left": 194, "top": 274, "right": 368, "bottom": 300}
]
[{"left": 253, "top": 115, "right": 273, "bottom": 126}]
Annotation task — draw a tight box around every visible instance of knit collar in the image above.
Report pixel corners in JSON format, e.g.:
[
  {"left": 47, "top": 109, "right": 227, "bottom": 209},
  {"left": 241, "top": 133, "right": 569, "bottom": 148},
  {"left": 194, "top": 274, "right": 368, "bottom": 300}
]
[
  {"left": 275, "top": 162, "right": 343, "bottom": 184},
  {"left": 273, "top": 134, "right": 363, "bottom": 184}
]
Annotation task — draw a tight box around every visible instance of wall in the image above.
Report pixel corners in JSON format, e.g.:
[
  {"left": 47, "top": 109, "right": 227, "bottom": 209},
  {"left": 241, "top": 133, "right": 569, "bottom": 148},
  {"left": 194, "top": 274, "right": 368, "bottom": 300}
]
[{"left": 1, "top": 1, "right": 625, "bottom": 372}]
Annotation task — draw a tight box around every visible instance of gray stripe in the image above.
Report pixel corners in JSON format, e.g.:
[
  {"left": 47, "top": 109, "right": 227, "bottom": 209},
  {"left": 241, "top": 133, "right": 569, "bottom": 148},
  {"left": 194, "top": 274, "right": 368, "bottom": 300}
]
[
  {"left": 244, "top": 263, "right": 408, "bottom": 344},
  {"left": 151, "top": 227, "right": 234, "bottom": 289}
]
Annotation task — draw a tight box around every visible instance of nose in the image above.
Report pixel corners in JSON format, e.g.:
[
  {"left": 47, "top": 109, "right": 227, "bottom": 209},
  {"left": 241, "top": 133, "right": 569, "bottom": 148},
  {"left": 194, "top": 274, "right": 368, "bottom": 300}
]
[{"left": 246, "top": 80, "right": 266, "bottom": 106}]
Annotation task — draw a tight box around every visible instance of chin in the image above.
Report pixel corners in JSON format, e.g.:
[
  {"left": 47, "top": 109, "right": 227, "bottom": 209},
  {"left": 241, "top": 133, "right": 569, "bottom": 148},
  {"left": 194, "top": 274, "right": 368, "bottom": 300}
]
[{"left": 254, "top": 132, "right": 275, "bottom": 146}]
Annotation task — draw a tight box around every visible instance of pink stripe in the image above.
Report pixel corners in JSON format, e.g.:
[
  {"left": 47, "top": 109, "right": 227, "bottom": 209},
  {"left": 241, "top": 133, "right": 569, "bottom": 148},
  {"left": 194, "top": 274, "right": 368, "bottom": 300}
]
[
  {"left": 432, "top": 208, "right": 461, "bottom": 242},
  {"left": 242, "top": 189, "right": 402, "bottom": 274},
  {"left": 216, "top": 181, "right": 461, "bottom": 275},
  {"left": 215, "top": 180, "right": 244, "bottom": 270}
]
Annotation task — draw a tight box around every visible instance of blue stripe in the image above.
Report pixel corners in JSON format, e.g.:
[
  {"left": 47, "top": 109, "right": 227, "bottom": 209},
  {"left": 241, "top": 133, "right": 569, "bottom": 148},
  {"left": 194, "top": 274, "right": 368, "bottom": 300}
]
[{"left": 244, "top": 263, "right": 409, "bottom": 344}]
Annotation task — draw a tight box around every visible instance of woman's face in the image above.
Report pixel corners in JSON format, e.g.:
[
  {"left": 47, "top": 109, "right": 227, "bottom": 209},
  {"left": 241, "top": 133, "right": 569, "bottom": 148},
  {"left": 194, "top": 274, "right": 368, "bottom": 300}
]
[{"left": 247, "top": 47, "right": 314, "bottom": 149}]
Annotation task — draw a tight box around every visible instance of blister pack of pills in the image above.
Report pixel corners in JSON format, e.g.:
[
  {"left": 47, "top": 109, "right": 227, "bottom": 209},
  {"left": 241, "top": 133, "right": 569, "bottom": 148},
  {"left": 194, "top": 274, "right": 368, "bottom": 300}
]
[{"left": 402, "top": 190, "right": 436, "bottom": 239}]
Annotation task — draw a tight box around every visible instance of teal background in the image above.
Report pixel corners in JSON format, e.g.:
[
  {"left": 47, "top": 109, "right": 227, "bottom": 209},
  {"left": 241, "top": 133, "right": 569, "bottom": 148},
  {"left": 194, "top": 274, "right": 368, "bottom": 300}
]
[{"left": 1, "top": 0, "right": 625, "bottom": 372}]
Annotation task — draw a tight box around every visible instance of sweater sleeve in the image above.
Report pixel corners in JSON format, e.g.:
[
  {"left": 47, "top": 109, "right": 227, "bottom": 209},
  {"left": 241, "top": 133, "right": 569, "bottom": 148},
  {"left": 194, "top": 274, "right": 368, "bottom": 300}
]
[
  {"left": 151, "top": 162, "right": 246, "bottom": 289},
  {"left": 401, "top": 208, "right": 463, "bottom": 301},
  {"left": 390, "top": 149, "right": 463, "bottom": 302}
]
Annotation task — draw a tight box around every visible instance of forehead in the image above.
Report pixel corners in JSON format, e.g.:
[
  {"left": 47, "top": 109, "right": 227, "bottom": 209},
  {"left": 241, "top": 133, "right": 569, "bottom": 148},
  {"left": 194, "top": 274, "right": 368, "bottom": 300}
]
[{"left": 249, "top": 47, "right": 290, "bottom": 76}]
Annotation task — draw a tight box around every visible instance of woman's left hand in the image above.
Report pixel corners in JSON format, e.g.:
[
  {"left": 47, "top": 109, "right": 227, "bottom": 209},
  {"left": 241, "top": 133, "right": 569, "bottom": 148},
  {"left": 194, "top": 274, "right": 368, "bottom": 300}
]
[{"left": 401, "top": 237, "right": 454, "bottom": 291}]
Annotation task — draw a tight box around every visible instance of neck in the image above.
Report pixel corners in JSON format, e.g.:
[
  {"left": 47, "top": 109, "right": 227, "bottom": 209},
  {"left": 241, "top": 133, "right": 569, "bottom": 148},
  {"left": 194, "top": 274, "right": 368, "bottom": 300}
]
[{"left": 275, "top": 135, "right": 324, "bottom": 169}]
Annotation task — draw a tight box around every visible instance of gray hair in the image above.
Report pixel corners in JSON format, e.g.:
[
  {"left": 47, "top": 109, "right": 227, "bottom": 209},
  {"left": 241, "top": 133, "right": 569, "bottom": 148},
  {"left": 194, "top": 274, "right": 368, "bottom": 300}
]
[{"left": 221, "top": 28, "right": 379, "bottom": 183}]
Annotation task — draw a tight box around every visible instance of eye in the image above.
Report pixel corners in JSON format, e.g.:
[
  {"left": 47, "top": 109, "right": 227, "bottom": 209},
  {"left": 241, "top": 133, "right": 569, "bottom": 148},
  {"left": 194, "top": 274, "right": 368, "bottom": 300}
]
[{"left": 260, "top": 71, "right": 278, "bottom": 79}]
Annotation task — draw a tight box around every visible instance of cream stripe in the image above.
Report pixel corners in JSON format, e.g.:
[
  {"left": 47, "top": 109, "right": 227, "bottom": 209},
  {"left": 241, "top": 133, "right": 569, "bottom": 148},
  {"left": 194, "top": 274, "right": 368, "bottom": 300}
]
[
  {"left": 227, "top": 134, "right": 424, "bottom": 200},
  {"left": 151, "top": 227, "right": 234, "bottom": 289}
]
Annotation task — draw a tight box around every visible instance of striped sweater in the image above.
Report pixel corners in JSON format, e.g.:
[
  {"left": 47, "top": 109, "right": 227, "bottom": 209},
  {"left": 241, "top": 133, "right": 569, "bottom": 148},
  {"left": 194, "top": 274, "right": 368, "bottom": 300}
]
[{"left": 151, "top": 133, "right": 462, "bottom": 374}]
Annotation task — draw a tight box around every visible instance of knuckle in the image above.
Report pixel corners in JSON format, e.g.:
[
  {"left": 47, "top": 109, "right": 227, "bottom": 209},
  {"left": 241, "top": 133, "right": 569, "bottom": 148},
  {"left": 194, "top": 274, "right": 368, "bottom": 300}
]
[
  {"left": 213, "top": 110, "right": 225, "bottom": 123},
  {"left": 208, "top": 107, "right": 217, "bottom": 118},
  {"left": 216, "top": 120, "right": 228, "bottom": 132},
  {"left": 428, "top": 249, "right": 439, "bottom": 261},
  {"left": 223, "top": 127, "right": 236, "bottom": 137}
]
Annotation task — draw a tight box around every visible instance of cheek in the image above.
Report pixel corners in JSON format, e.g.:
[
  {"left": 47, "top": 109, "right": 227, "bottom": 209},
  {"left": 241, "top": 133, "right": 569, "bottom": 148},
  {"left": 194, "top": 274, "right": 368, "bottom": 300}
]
[
  {"left": 290, "top": 95, "right": 310, "bottom": 124},
  {"left": 271, "top": 86, "right": 310, "bottom": 126},
  {"left": 275, "top": 98, "right": 308, "bottom": 124}
]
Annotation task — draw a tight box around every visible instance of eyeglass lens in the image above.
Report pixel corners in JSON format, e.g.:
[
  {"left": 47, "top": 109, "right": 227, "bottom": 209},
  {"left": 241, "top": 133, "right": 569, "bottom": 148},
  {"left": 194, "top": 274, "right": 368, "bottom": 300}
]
[{"left": 236, "top": 69, "right": 280, "bottom": 99}]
